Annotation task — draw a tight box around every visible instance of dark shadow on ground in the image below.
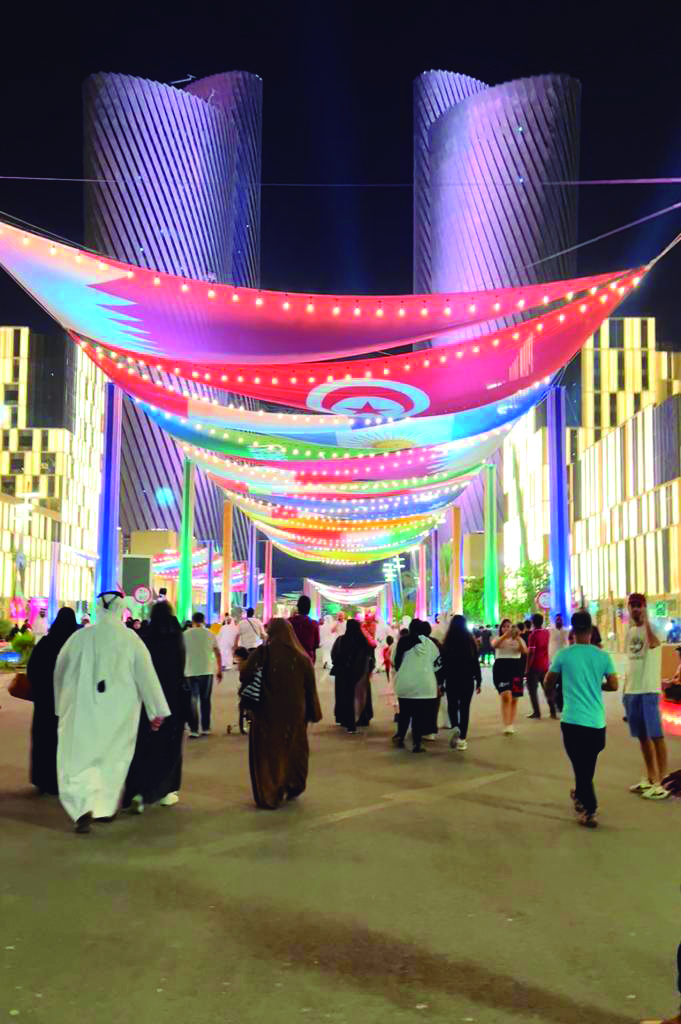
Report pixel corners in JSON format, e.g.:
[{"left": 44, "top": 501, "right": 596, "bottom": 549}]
[{"left": 186, "top": 896, "right": 636, "bottom": 1024}]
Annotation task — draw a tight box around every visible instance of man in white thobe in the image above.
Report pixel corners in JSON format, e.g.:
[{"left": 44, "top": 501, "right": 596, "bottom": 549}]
[
  {"left": 54, "top": 591, "right": 170, "bottom": 833},
  {"left": 217, "top": 615, "right": 238, "bottom": 671}
]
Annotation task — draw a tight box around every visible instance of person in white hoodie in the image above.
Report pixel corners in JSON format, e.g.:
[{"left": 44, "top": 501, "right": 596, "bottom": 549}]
[{"left": 392, "top": 619, "right": 442, "bottom": 753}]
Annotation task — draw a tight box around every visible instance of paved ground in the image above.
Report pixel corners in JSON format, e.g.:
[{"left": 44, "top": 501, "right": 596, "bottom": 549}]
[{"left": 0, "top": 666, "right": 678, "bottom": 1024}]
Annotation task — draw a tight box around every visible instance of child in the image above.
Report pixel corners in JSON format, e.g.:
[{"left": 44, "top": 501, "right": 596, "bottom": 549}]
[
  {"left": 231, "top": 647, "right": 250, "bottom": 735},
  {"left": 233, "top": 646, "right": 249, "bottom": 674},
  {"left": 383, "top": 635, "right": 394, "bottom": 683},
  {"left": 382, "top": 636, "right": 398, "bottom": 718}
]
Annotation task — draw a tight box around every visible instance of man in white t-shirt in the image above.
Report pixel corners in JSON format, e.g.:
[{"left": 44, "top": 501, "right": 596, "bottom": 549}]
[
  {"left": 548, "top": 613, "right": 570, "bottom": 661},
  {"left": 236, "top": 607, "right": 265, "bottom": 653},
  {"left": 624, "top": 592, "right": 669, "bottom": 800},
  {"left": 547, "top": 614, "right": 570, "bottom": 714}
]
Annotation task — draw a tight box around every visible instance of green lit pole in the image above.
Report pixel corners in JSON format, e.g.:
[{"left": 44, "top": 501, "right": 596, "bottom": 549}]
[
  {"left": 483, "top": 463, "right": 500, "bottom": 624},
  {"left": 178, "top": 458, "right": 196, "bottom": 624}
]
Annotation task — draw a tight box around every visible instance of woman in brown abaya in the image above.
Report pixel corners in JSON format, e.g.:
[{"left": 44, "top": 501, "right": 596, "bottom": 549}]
[{"left": 239, "top": 618, "right": 322, "bottom": 810}]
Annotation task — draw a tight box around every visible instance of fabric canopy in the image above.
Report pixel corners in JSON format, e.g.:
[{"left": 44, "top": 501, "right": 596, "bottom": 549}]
[
  {"left": 308, "top": 579, "right": 385, "bottom": 605},
  {"left": 0, "top": 217, "right": 647, "bottom": 565},
  {"left": 0, "top": 220, "right": 638, "bottom": 363}
]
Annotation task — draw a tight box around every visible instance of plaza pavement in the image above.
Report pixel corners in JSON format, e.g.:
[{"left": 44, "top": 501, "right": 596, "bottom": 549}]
[{"left": 0, "top": 666, "right": 678, "bottom": 1024}]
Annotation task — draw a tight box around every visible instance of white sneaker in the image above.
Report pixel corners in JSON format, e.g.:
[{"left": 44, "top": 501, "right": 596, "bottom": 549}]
[
  {"left": 129, "top": 794, "right": 144, "bottom": 815},
  {"left": 201, "top": 730, "right": 212, "bottom": 737},
  {"left": 503, "top": 725, "right": 515, "bottom": 735},
  {"left": 642, "top": 784, "right": 670, "bottom": 800},
  {"left": 456, "top": 739, "right": 468, "bottom": 751},
  {"left": 422, "top": 734, "right": 437, "bottom": 742},
  {"left": 449, "top": 727, "right": 461, "bottom": 749},
  {"left": 159, "top": 792, "right": 179, "bottom": 806},
  {"left": 629, "top": 779, "right": 654, "bottom": 793},
  {"left": 188, "top": 732, "right": 200, "bottom": 739}
]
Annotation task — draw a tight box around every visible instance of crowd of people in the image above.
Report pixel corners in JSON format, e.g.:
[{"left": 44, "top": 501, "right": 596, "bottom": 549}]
[{"left": 8, "top": 587, "right": 675, "bottom": 839}]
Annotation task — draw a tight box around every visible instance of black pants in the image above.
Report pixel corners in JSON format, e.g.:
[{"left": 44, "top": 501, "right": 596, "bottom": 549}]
[
  {"left": 187, "top": 674, "right": 213, "bottom": 733},
  {"left": 396, "top": 698, "right": 437, "bottom": 749},
  {"left": 561, "top": 723, "right": 606, "bottom": 815},
  {"left": 526, "top": 669, "right": 557, "bottom": 717},
  {"left": 446, "top": 681, "right": 475, "bottom": 740}
]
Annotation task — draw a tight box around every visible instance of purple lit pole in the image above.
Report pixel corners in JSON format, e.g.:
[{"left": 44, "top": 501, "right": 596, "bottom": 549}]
[
  {"left": 547, "top": 385, "right": 572, "bottom": 620},
  {"left": 205, "top": 539, "right": 214, "bottom": 625},
  {"left": 95, "top": 382, "right": 122, "bottom": 597}
]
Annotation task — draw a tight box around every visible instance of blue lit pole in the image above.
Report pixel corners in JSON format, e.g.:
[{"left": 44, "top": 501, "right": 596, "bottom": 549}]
[
  {"left": 430, "top": 528, "right": 440, "bottom": 618},
  {"left": 47, "top": 540, "right": 60, "bottom": 624},
  {"left": 205, "top": 539, "right": 214, "bottom": 625},
  {"left": 95, "top": 382, "right": 122, "bottom": 598},
  {"left": 547, "top": 384, "right": 572, "bottom": 620},
  {"left": 246, "top": 522, "right": 259, "bottom": 610}
]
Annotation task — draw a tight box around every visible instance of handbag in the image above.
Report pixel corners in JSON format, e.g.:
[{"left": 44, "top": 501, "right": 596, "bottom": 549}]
[{"left": 8, "top": 672, "right": 33, "bottom": 701}]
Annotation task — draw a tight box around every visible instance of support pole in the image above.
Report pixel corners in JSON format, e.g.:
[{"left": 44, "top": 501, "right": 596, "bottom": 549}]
[
  {"left": 220, "top": 500, "right": 233, "bottom": 618},
  {"left": 177, "top": 458, "right": 195, "bottom": 624},
  {"left": 48, "top": 540, "right": 60, "bottom": 624},
  {"left": 385, "top": 582, "right": 393, "bottom": 625},
  {"left": 449, "top": 505, "right": 463, "bottom": 615},
  {"left": 416, "top": 543, "right": 427, "bottom": 619},
  {"left": 263, "top": 540, "right": 273, "bottom": 622},
  {"left": 483, "top": 463, "right": 500, "bottom": 624},
  {"left": 547, "top": 385, "right": 572, "bottom": 620},
  {"left": 205, "top": 539, "right": 214, "bottom": 625},
  {"left": 430, "top": 528, "right": 440, "bottom": 618},
  {"left": 246, "top": 522, "right": 258, "bottom": 610},
  {"left": 95, "top": 381, "right": 122, "bottom": 597}
]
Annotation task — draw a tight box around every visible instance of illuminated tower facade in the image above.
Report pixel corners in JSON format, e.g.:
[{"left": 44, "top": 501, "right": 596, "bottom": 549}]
[
  {"left": 83, "top": 71, "right": 263, "bottom": 556},
  {"left": 414, "top": 71, "right": 581, "bottom": 299}
]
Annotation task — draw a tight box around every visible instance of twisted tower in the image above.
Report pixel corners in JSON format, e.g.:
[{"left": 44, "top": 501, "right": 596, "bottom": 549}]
[{"left": 84, "top": 71, "right": 263, "bottom": 557}]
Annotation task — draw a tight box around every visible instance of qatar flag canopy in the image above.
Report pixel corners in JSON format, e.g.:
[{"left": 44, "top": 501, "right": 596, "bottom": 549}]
[{"left": 0, "top": 219, "right": 646, "bottom": 564}]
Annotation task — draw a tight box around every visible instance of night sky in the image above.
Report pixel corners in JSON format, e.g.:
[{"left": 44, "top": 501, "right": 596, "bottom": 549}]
[{"left": 2, "top": 4, "right": 680, "bottom": 585}]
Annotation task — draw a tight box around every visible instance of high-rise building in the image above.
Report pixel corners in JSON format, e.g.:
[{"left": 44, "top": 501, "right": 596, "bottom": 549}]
[
  {"left": 502, "top": 317, "right": 681, "bottom": 618},
  {"left": 414, "top": 71, "right": 581, "bottom": 300},
  {"left": 414, "top": 70, "right": 581, "bottom": 540},
  {"left": 0, "top": 326, "right": 104, "bottom": 610},
  {"left": 83, "top": 71, "right": 263, "bottom": 559}
]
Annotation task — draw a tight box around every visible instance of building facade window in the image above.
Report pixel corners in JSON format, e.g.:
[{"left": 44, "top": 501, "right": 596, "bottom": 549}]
[
  {"left": 18, "top": 430, "right": 32, "bottom": 451},
  {"left": 1, "top": 477, "right": 16, "bottom": 496},
  {"left": 641, "top": 319, "right": 649, "bottom": 348},
  {"left": 609, "top": 320, "right": 624, "bottom": 349},
  {"left": 642, "top": 352, "right": 649, "bottom": 390},
  {"left": 634, "top": 394, "right": 642, "bottom": 413},
  {"left": 617, "top": 352, "right": 625, "bottom": 389},
  {"left": 10, "top": 454, "right": 24, "bottom": 474},
  {"left": 609, "top": 393, "right": 617, "bottom": 426},
  {"left": 41, "top": 453, "right": 56, "bottom": 474},
  {"left": 4, "top": 386, "right": 19, "bottom": 404}
]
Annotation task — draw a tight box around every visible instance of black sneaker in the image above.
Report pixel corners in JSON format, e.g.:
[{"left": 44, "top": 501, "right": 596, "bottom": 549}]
[
  {"left": 392, "top": 735, "right": 405, "bottom": 748},
  {"left": 412, "top": 746, "right": 427, "bottom": 754},
  {"left": 527, "top": 713, "right": 540, "bottom": 719},
  {"left": 578, "top": 811, "right": 598, "bottom": 829}
]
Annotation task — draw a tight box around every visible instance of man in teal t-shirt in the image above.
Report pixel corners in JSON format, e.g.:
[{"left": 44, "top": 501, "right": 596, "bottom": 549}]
[{"left": 545, "top": 610, "right": 618, "bottom": 828}]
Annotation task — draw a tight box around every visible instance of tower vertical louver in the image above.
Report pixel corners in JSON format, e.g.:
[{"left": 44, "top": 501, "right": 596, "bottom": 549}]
[
  {"left": 413, "top": 71, "right": 581, "bottom": 537},
  {"left": 84, "top": 71, "right": 263, "bottom": 559},
  {"left": 414, "top": 71, "right": 581, "bottom": 299}
]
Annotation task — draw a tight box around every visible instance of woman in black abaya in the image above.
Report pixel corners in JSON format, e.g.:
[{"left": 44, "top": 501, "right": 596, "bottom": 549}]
[
  {"left": 124, "top": 601, "right": 186, "bottom": 811},
  {"left": 330, "top": 619, "right": 373, "bottom": 732},
  {"left": 28, "top": 607, "right": 78, "bottom": 794}
]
